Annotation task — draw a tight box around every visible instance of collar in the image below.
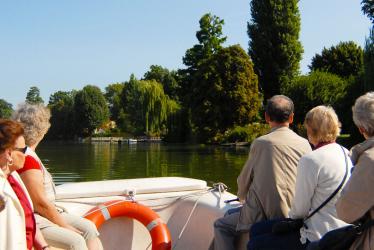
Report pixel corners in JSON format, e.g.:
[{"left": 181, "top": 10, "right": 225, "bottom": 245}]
[
  {"left": 270, "top": 126, "right": 289, "bottom": 133},
  {"left": 350, "top": 137, "right": 374, "bottom": 164},
  {"left": 313, "top": 141, "right": 334, "bottom": 150}
]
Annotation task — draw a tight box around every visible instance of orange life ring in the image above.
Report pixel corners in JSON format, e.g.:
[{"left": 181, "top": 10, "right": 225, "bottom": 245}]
[{"left": 84, "top": 200, "right": 172, "bottom": 250}]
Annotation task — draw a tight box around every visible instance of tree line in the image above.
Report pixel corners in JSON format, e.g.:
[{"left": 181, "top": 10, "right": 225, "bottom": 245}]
[{"left": 0, "top": 0, "right": 373, "bottom": 144}]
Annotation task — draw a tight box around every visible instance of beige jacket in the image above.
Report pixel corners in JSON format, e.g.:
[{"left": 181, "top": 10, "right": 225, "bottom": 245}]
[
  {"left": 0, "top": 169, "right": 33, "bottom": 250},
  {"left": 336, "top": 137, "right": 374, "bottom": 250},
  {"left": 236, "top": 126, "right": 311, "bottom": 231}
]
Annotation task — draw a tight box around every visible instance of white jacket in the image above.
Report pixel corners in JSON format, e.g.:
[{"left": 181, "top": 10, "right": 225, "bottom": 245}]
[
  {"left": 289, "top": 143, "right": 352, "bottom": 243},
  {"left": 0, "top": 169, "right": 33, "bottom": 250}
]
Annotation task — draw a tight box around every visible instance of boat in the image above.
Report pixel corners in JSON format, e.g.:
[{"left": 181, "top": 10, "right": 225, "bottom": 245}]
[{"left": 53, "top": 177, "right": 241, "bottom": 250}]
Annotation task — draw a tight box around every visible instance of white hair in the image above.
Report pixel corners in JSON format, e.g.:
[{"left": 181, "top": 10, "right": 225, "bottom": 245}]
[
  {"left": 352, "top": 92, "right": 374, "bottom": 137},
  {"left": 12, "top": 103, "right": 51, "bottom": 146}
]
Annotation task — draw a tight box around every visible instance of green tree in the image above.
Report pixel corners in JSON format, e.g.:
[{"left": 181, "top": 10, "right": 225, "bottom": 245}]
[
  {"left": 74, "top": 85, "right": 110, "bottom": 136},
  {"left": 121, "top": 76, "right": 179, "bottom": 136},
  {"left": 181, "top": 13, "right": 227, "bottom": 105},
  {"left": 47, "top": 91, "right": 76, "bottom": 139},
  {"left": 143, "top": 65, "right": 180, "bottom": 100},
  {"left": 105, "top": 83, "right": 125, "bottom": 121},
  {"left": 364, "top": 27, "right": 374, "bottom": 91},
  {"left": 309, "top": 41, "right": 364, "bottom": 78},
  {"left": 362, "top": 0, "right": 374, "bottom": 23},
  {"left": 191, "top": 45, "right": 262, "bottom": 142},
  {"left": 0, "top": 99, "right": 13, "bottom": 118},
  {"left": 248, "top": 0, "right": 303, "bottom": 101},
  {"left": 25, "top": 86, "right": 44, "bottom": 104},
  {"left": 283, "top": 71, "right": 348, "bottom": 127}
]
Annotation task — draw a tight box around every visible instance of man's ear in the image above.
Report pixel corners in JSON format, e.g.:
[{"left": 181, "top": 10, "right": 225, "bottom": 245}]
[
  {"left": 265, "top": 112, "right": 270, "bottom": 123},
  {"left": 288, "top": 113, "right": 294, "bottom": 124}
]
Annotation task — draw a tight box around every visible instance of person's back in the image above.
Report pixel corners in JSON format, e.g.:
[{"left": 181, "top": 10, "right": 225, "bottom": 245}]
[
  {"left": 237, "top": 126, "right": 311, "bottom": 231},
  {"left": 213, "top": 95, "right": 311, "bottom": 250}
]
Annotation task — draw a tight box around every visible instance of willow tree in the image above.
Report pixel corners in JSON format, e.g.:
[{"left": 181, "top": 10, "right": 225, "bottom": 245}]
[
  {"left": 121, "top": 76, "right": 179, "bottom": 136},
  {"left": 248, "top": 0, "right": 303, "bottom": 100}
]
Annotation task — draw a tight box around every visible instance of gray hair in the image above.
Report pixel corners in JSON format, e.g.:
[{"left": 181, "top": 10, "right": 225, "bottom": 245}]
[
  {"left": 352, "top": 92, "right": 374, "bottom": 137},
  {"left": 265, "top": 95, "right": 294, "bottom": 123},
  {"left": 12, "top": 103, "right": 51, "bottom": 146}
]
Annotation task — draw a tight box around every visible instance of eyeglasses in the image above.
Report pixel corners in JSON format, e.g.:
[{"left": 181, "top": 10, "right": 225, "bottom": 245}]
[{"left": 13, "top": 146, "right": 27, "bottom": 154}]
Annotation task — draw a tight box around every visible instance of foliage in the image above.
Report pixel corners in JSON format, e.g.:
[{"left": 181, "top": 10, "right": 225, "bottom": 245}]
[
  {"left": 0, "top": 99, "right": 13, "bottom": 119},
  {"left": 121, "top": 76, "right": 180, "bottom": 136},
  {"left": 104, "top": 83, "right": 125, "bottom": 125},
  {"left": 282, "top": 71, "right": 348, "bottom": 127},
  {"left": 143, "top": 65, "right": 180, "bottom": 100},
  {"left": 309, "top": 41, "right": 364, "bottom": 78},
  {"left": 26, "top": 86, "right": 44, "bottom": 104},
  {"left": 222, "top": 123, "right": 270, "bottom": 143},
  {"left": 47, "top": 91, "right": 76, "bottom": 139},
  {"left": 248, "top": 0, "right": 303, "bottom": 101},
  {"left": 364, "top": 27, "right": 374, "bottom": 91},
  {"left": 74, "top": 85, "right": 110, "bottom": 136},
  {"left": 181, "top": 13, "right": 227, "bottom": 105},
  {"left": 190, "top": 45, "right": 262, "bottom": 142},
  {"left": 362, "top": 0, "right": 374, "bottom": 23}
]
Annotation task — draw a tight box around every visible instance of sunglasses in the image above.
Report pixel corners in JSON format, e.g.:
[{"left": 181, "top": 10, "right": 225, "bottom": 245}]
[{"left": 13, "top": 146, "right": 27, "bottom": 154}]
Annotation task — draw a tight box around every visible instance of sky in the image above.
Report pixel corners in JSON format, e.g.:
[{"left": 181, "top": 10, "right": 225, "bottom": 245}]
[{"left": 0, "top": 0, "right": 371, "bottom": 107}]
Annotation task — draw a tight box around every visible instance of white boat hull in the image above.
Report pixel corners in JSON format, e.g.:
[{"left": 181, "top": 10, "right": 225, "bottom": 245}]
[{"left": 54, "top": 177, "right": 240, "bottom": 250}]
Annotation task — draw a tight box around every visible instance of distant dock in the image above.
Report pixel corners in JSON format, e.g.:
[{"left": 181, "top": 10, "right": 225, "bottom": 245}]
[{"left": 90, "top": 137, "right": 162, "bottom": 143}]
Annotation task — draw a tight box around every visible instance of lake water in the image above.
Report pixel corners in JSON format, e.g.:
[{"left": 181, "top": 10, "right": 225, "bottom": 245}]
[{"left": 37, "top": 141, "right": 250, "bottom": 193}]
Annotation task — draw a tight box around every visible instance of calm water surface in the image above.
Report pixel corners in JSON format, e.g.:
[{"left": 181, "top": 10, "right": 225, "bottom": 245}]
[{"left": 37, "top": 142, "right": 250, "bottom": 193}]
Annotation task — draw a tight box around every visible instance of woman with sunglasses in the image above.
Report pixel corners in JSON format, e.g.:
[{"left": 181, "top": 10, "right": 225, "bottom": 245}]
[
  {"left": 13, "top": 103, "right": 103, "bottom": 250},
  {"left": 0, "top": 119, "right": 50, "bottom": 250}
]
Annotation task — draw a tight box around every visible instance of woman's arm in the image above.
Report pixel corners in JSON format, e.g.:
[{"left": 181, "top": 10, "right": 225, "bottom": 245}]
[
  {"left": 19, "top": 170, "right": 81, "bottom": 234},
  {"left": 33, "top": 227, "right": 49, "bottom": 250},
  {"left": 289, "top": 156, "right": 318, "bottom": 219}
]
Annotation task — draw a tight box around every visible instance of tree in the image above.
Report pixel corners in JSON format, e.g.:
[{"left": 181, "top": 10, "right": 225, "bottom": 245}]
[
  {"left": 47, "top": 91, "right": 76, "bottom": 139},
  {"left": 181, "top": 13, "right": 227, "bottom": 105},
  {"left": 362, "top": 0, "right": 374, "bottom": 23},
  {"left": 26, "top": 86, "right": 44, "bottom": 104},
  {"left": 190, "top": 45, "right": 262, "bottom": 142},
  {"left": 143, "top": 65, "right": 180, "bottom": 100},
  {"left": 309, "top": 41, "right": 364, "bottom": 78},
  {"left": 121, "top": 76, "right": 179, "bottom": 136},
  {"left": 105, "top": 83, "right": 125, "bottom": 121},
  {"left": 364, "top": 27, "right": 374, "bottom": 91},
  {"left": 248, "top": 0, "right": 303, "bottom": 101},
  {"left": 282, "top": 71, "right": 348, "bottom": 127},
  {"left": 0, "top": 99, "right": 13, "bottom": 118},
  {"left": 74, "top": 85, "right": 110, "bottom": 136}
]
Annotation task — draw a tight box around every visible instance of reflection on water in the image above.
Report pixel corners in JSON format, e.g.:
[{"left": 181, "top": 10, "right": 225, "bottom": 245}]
[{"left": 37, "top": 141, "right": 249, "bottom": 193}]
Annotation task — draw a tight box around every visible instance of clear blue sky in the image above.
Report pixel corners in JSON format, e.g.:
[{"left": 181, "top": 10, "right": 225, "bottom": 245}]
[{"left": 0, "top": 0, "right": 371, "bottom": 106}]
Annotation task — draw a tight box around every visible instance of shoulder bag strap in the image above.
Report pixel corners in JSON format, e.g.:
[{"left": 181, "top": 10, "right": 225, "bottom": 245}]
[{"left": 304, "top": 145, "right": 348, "bottom": 221}]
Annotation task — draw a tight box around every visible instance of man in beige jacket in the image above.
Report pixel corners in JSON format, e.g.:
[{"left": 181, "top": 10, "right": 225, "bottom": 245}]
[{"left": 213, "top": 95, "right": 312, "bottom": 250}]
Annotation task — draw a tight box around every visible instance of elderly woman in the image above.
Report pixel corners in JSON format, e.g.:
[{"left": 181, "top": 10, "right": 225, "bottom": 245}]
[
  {"left": 12, "top": 103, "right": 103, "bottom": 250},
  {"left": 336, "top": 92, "right": 374, "bottom": 249},
  {"left": 0, "top": 119, "right": 49, "bottom": 250},
  {"left": 247, "top": 106, "right": 352, "bottom": 250}
]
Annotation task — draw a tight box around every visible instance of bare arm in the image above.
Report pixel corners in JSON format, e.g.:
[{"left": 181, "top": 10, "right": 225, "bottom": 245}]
[
  {"left": 20, "top": 170, "right": 81, "bottom": 233},
  {"left": 33, "top": 227, "right": 49, "bottom": 250}
]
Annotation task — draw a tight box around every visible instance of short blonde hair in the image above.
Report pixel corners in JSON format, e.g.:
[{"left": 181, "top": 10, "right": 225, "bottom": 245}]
[
  {"left": 12, "top": 103, "right": 51, "bottom": 146},
  {"left": 352, "top": 92, "right": 374, "bottom": 136},
  {"left": 304, "top": 105, "right": 341, "bottom": 143}
]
